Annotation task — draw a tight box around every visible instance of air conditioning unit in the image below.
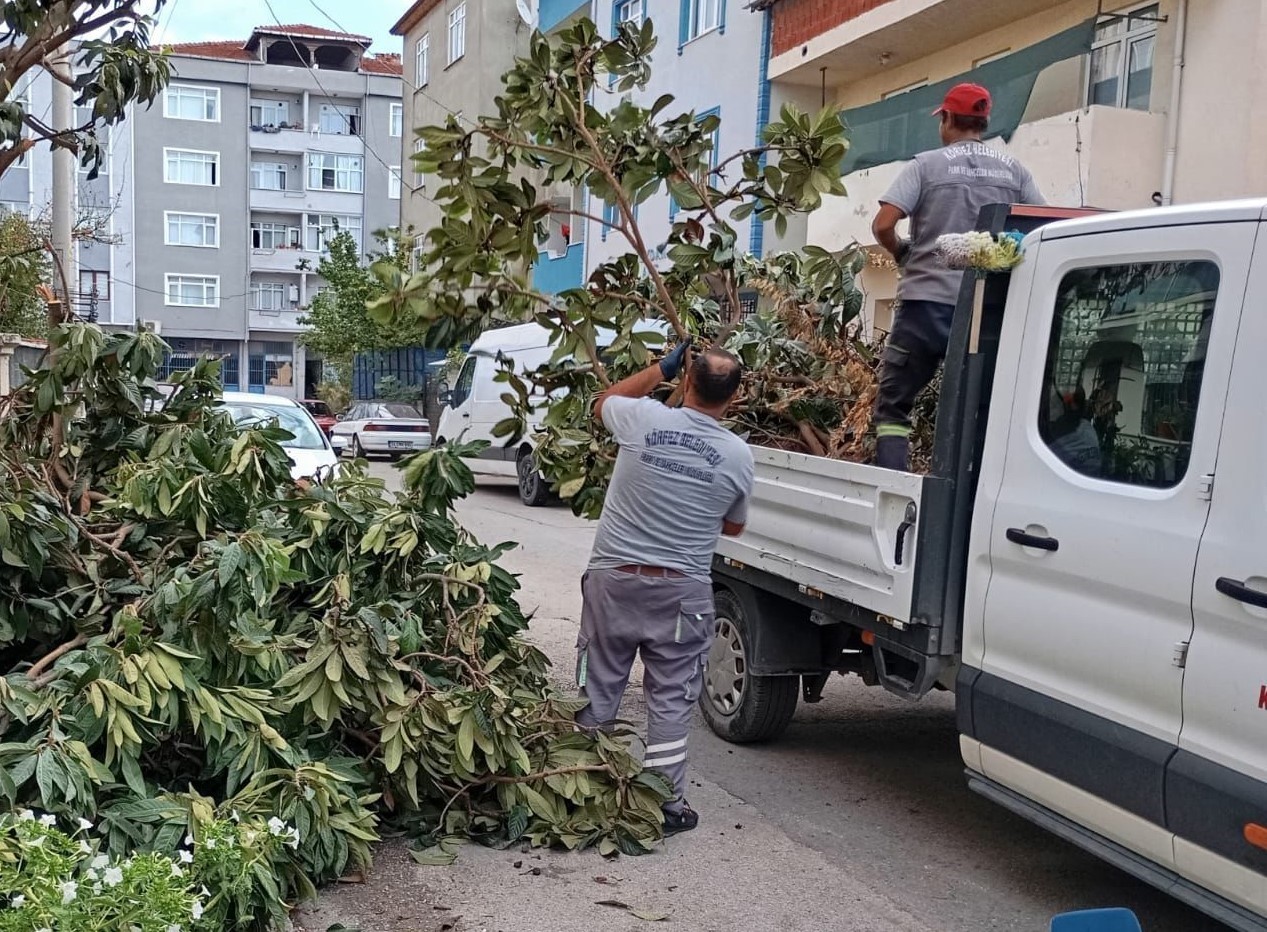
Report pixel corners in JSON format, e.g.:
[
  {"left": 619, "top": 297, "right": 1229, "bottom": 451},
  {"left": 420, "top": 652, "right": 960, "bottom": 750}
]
[{"left": 140, "top": 319, "right": 162, "bottom": 335}]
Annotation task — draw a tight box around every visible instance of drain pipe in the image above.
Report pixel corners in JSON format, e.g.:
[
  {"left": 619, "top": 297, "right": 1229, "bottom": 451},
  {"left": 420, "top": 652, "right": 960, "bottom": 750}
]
[{"left": 1160, "top": 0, "right": 1188, "bottom": 205}]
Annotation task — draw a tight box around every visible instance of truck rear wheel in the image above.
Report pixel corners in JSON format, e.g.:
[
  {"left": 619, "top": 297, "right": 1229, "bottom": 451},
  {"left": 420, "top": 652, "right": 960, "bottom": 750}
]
[{"left": 699, "top": 587, "right": 798, "bottom": 743}]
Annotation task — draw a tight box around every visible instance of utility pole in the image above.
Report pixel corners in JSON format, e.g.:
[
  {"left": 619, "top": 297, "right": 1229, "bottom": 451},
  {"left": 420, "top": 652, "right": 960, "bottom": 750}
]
[{"left": 50, "top": 56, "right": 75, "bottom": 307}]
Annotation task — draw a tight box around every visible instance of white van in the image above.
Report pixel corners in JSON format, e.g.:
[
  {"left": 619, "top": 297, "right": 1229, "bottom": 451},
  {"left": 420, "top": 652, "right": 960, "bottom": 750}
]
[{"left": 435, "top": 320, "right": 666, "bottom": 506}]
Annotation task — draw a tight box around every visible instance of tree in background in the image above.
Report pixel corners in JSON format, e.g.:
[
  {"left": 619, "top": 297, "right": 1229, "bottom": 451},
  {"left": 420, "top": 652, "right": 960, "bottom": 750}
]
[
  {"left": 298, "top": 230, "right": 432, "bottom": 395},
  {"left": 0, "top": 211, "right": 53, "bottom": 338}
]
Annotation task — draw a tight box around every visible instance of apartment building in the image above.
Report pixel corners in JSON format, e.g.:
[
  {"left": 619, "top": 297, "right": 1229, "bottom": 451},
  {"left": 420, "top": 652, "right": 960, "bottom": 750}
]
[
  {"left": 125, "top": 25, "right": 402, "bottom": 398},
  {"left": 581, "top": 0, "right": 769, "bottom": 288},
  {"left": 0, "top": 68, "right": 137, "bottom": 328},
  {"left": 754, "top": 0, "right": 1263, "bottom": 335},
  {"left": 393, "top": 0, "right": 531, "bottom": 248}
]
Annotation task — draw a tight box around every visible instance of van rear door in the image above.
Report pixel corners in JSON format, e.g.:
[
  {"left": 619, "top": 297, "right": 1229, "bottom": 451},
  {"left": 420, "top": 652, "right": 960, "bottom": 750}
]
[{"left": 1178, "top": 220, "right": 1267, "bottom": 921}]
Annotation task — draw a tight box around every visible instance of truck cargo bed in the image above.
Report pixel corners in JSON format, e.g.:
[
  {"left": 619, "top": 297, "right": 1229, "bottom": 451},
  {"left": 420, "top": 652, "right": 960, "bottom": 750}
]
[{"left": 714, "top": 446, "right": 927, "bottom": 623}]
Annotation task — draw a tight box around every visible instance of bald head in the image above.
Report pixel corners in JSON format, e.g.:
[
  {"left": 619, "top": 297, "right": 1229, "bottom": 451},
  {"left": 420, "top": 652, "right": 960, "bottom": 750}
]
[{"left": 688, "top": 347, "right": 742, "bottom": 406}]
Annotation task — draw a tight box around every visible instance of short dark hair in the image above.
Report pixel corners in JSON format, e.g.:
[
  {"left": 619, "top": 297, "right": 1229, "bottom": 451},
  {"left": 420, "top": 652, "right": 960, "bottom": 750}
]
[
  {"left": 950, "top": 113, "right": 989, "bottom": 134},
  {"left": 690, "top": 348, "right": 742, "bottom": 405}
]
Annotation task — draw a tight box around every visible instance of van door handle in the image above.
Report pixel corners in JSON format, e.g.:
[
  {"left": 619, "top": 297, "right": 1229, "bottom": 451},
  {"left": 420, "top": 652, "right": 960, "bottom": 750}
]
[
  {"left": 1215, "top": 577, "right": 1267, "bottom": 610},
  {"left": 1006, "top": 528, "right": 1059, "bottom": 552}
]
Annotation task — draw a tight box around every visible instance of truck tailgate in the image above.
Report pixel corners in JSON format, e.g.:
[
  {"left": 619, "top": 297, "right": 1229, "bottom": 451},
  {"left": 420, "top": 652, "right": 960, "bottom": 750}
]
[{"left": 715, "top": 447, "right": 926, "bottom": 622}]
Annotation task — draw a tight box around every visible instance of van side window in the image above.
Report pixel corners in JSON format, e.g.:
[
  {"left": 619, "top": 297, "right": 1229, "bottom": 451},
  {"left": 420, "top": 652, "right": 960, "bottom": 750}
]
[
  {"left": 451, "top": 356, "right": 476, "bottom": 408},
  {"left": 1039, "top": 260, "right": 1219, "bottom": 488}
]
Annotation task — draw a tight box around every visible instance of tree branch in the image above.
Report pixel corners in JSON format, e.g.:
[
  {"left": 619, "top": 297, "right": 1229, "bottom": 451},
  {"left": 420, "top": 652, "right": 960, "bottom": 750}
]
[{"left": 26, "top": 633, "right": 88, "bottom": 680}]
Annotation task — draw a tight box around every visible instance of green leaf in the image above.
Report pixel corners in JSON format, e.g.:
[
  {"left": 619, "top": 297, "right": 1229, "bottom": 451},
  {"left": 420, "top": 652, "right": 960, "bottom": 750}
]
[{"left": 409, "top": 844, "right": 457, "bottom": 866}]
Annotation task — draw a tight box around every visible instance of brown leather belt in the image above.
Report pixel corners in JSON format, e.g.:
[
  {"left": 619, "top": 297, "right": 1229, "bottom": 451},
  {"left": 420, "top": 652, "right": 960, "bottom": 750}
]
[{"left": 614, "top": 564, "right": 688, "bottom": 579}]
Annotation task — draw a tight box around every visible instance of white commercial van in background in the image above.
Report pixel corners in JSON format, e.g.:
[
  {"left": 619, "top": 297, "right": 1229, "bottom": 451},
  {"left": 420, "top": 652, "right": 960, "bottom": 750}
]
[
  {"left": 699, "top": 200, "right": 1267, "bottom": 931},
  {"left": 435, "top": 320, "right": 666, "bottom": 506}
]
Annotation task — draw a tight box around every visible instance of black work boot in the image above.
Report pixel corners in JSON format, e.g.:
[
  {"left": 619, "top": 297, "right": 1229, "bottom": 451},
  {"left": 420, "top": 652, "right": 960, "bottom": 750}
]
[
  {"left": 874, "top": 435, "right": 910, "bottom": 471},
  {"left": 662, "top": 802, "right": 699, "bottom": 837}
]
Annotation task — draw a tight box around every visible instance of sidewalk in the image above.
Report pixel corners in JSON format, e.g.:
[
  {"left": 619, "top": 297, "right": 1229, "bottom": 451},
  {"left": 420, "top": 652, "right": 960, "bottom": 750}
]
[{"left": 295, "top": 771, "right": 934, "bottom": 932}]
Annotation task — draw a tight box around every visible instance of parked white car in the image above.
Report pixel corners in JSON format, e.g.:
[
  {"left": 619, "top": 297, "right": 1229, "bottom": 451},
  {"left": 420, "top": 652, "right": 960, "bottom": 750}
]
[
  {"left": 332, "top": 401, "right": 432, "bottom": 459},
  {"left": 218, "top": 392, "right": 339, "bottom": 481}
]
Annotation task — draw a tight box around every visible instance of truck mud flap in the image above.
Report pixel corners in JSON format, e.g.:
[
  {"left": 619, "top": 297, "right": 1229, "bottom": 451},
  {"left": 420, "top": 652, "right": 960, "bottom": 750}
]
[{"left": 872, "top": 636, "right": 944, "bottom": 700}]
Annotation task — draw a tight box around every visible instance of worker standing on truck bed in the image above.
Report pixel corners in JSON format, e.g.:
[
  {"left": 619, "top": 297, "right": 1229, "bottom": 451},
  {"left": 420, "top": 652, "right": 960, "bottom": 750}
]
[
  {"left": 577, "top": 342, "right": 754, "bottom": 836},
  {"left": 871, "top": 82, "right": 1045, "bottom": 471}
]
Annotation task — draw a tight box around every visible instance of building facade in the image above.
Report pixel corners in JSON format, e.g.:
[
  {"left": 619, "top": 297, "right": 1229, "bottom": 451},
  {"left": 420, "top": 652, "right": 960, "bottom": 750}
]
[
  {"left": 754, "top": 0, "right": 1262, "bottom": 336},
  {"left": 1, "top": 67, "right": 138, "bottom": 329},
  {"left": 123, "top": 25, "right": 402, "bottom": 398}
]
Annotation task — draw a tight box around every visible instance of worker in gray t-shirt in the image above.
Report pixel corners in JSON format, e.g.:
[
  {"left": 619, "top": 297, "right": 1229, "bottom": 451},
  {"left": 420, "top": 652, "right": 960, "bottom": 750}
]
[
  {"left": 870, "top": 82, "right": 1045, "bottom": 471},
  {"left": 577, "top": 343, "right": 754, "bottom": 837}
]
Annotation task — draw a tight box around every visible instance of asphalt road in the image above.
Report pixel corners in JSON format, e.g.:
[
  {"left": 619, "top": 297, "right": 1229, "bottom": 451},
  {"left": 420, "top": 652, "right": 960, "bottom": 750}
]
[{"left": 370, "top": 463, "right": 1227, "bottom": 932}]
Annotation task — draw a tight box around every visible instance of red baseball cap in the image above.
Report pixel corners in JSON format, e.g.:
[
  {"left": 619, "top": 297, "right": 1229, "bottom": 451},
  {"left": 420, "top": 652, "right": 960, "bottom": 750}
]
[{"left": 933, "top": 83, "right": 992, "bottom": 118}]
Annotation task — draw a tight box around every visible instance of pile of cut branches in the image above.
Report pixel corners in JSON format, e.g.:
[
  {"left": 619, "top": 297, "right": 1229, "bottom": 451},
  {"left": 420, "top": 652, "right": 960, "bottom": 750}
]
[{"left": 0, "top": 325, "right": 671, "bottom": 927}]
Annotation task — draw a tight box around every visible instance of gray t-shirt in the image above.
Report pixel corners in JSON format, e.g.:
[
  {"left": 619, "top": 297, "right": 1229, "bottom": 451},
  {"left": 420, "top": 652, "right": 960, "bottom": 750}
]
[
  {"left": 589, "top": 397, "right": 755, "bottom": 582},
  {"left": 881, "top": 141, "right": 1045, "bottom": 306}
]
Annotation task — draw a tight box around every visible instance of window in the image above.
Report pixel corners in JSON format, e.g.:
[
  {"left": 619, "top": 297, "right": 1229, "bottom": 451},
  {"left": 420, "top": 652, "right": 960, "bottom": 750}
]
[
  {"left": 250, "top": 162, "right": 289, "bottom": 191},
  {"left": 1088, "top": 3, "right": 1158, "bottom": 111},
  {"left": 600, "top": 201, "right": 618, "bottom": 241},
  {"left": 416, "top": 33, "right": 430, "bottom": 86},
  {"left": 166, "top": 212, "right": 219, "bottom": 248},
  {"left": 451, "top": 355, "right": 476, "bottom": 407},
  {"left": 165, "top": 274, "right": 220, "bottom": 308},
  {"left": 411, "top": 234, "right": 426, "bottom": 272},
  {"left": 389, "top": 166, "right": 402, "bottom": 200},
  {"left": 247, "top": 341, "right": 293, "bottom": 390},
  {"left": 448, "top": 3, "right": 467, "bottom": 64},
  {"left": 307, "top": 153, "right": 364, "bottom": 193},
  {"left": 79, "top": 270, "right": 110, "bottom": 300},
  {"left": 250, "top": 222, "right": 300, "bottom": 250},
  {"left": 684, "top": 0, "right": 722, "bottom": 42},
  {"left": 164, "top": 84, "right": 220, "bottom": 122},
  {"left": 390, "top": 103, "right": 404, "bottom": 137},
  {"left": 412, "top": 139, "right": 426, "bottom": 189},
  {"left": 249, "top": 100, "right": 290, "bottom": 127},
  {"left": 616, "top": 0, "right": 643, "bottom": 26},
  {"left": 250, "top": 282, "right": 288, "bottom": 312},
  {"left": 305, "top": 214, "right": 362, "bottom": 253},
  {"left": 1039, "top": 260, "right": 1219, "bottom": 487},
  {"left": 317, "top": 103, "right": 360, "bottom": 136},
  {"left": 165, "top": 149, "right": 219, "bottom": 186}
]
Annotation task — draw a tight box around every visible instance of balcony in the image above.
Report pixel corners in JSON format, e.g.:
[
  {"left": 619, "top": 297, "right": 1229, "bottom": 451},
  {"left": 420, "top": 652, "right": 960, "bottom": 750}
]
[
  {"left": 532, "top": 243, "right": 585, "bottom": 295},
  {"left": 806, "top": 105, "right": 1166, "bottom": 251},
  {"left": 248, "top": 308, "right": 308, "bottom": 333},
  {"left": 248, "top": 125, "right": 364, "bottom": 156},
  {"left": 249, "top": 185, "right": 309, "bottom": 212},
  {"left": 539, "top": 0, "right": 589, "bottom": 33},
  {"left": 250, "top": 246, "right": 315, "bottom": 273},
  {"left": 769, "top": 0, "right": 1071, "bottom": 85}
]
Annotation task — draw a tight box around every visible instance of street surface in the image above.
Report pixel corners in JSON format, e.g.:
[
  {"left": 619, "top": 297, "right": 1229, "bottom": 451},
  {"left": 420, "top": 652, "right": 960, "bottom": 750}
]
[{"left": 303, "top": 463, "right": 1228, "bottom": 931}]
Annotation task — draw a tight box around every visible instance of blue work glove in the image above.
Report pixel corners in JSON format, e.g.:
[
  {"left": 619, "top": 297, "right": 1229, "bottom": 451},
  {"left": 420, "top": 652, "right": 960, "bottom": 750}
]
[{"left": 659, "top": 338, "right": 692, "bottom": 379}]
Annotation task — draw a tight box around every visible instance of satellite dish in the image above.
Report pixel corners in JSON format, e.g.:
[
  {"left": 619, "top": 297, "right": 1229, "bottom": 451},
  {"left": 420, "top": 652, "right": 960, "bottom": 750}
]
[{"left": 516, "top": 0, "right": 538, "bottom": 27}]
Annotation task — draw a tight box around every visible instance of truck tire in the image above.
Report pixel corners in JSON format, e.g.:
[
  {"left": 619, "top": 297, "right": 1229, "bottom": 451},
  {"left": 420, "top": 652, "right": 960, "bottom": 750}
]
[
  {"left": 699, "top": 587, "right": 798, "bottom": 743},
  {"left": 516, "top": 449, "right": 550, "bottom": 507}
]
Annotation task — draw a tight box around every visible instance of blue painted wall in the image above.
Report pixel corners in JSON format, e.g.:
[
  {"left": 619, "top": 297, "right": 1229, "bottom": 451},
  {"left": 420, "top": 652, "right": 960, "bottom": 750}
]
[
  {"left": 539, "top": 0, "right": 590, "bottom": 33},
  {"left": 532, "top": 243, "right": 586, "bottom": 294}
]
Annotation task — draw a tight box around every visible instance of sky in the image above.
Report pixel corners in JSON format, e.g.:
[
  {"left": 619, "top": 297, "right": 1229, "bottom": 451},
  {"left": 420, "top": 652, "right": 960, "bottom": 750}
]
[{"left": 152, "top": 0, "right": 418, "bottom": 56}]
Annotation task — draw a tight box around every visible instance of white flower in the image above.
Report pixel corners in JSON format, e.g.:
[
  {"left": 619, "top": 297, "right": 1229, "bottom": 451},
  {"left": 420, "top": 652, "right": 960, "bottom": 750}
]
[
  {"left": 92, "top": 882, "right": 102, "bottom": 894},
  {"left": 77, "top": 817, "right": 93, "bottom": 831},
  {"left": 267, "top": 816, "right": 286, "bottom": 836},
  {"left": 103, "top": 867, "right": 123, "bottom": 887},
  {"left": 78, "top": 840, "right": 92, "bottom": 855},
  {"left": 17, "top": 810, "right": 34, "bottom": 822},
  {"left": 243, "top": 829, "right": 257, "bottom": 845},
  {"left": 11, "top": 894, "right": 25, "bottom": 908},
  {"left": 179, "top": 849, "right": 194, "bottom": 864},
  {"left": 27, "top": 836, "right": 44, "bottom": 848},
  {"left": 38, "top": 814, "right": 56, "bottom": 827},
  {"left": 86, "top": 869, "right": 98, "bottom": 882},
  {"left": 60, "top": 880, "right": 78, "bottom": 904},
  {"left": 184, "top": 834, "right": 194, "bottom": 846},
  {"left": 287, "top": 826, "right": 300, "bottom": 849},
  {"left": 230, "top": 810, "right": 241, "bottom": 822},
  {"left": 204, "top": 836, "right": 217, "bottom": 849},
  {"left": 168, "top": 925, "right": 183, "bottom": 932},
  {"left": 191, "top": 900, "right": 204, "bottom": 921},
  {"left": 90, "top": 854, "right": 109, "bottom": 870},
  {"left": 199, "top": 885, "right": 210, "bottom": 898},
  {"left": 170, "top": 862, "right": 183, "bottom": 877}
]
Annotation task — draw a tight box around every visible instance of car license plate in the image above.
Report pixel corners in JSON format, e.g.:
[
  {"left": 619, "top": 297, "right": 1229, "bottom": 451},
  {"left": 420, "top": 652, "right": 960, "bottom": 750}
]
[{"left": 388, "top": 441, "right": 412, "bottom": 450}]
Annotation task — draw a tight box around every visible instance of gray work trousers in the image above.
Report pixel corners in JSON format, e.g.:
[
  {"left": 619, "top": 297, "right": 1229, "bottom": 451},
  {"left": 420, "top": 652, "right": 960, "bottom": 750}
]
[{"left": 575, "top": 568, "right": 715, "bottom": 814}]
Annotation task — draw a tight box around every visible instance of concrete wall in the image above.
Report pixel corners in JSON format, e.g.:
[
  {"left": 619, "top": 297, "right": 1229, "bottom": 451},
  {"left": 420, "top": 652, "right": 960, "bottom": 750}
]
[{"left": 398, "top": 0, "right": 533, "bottom": 240}]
